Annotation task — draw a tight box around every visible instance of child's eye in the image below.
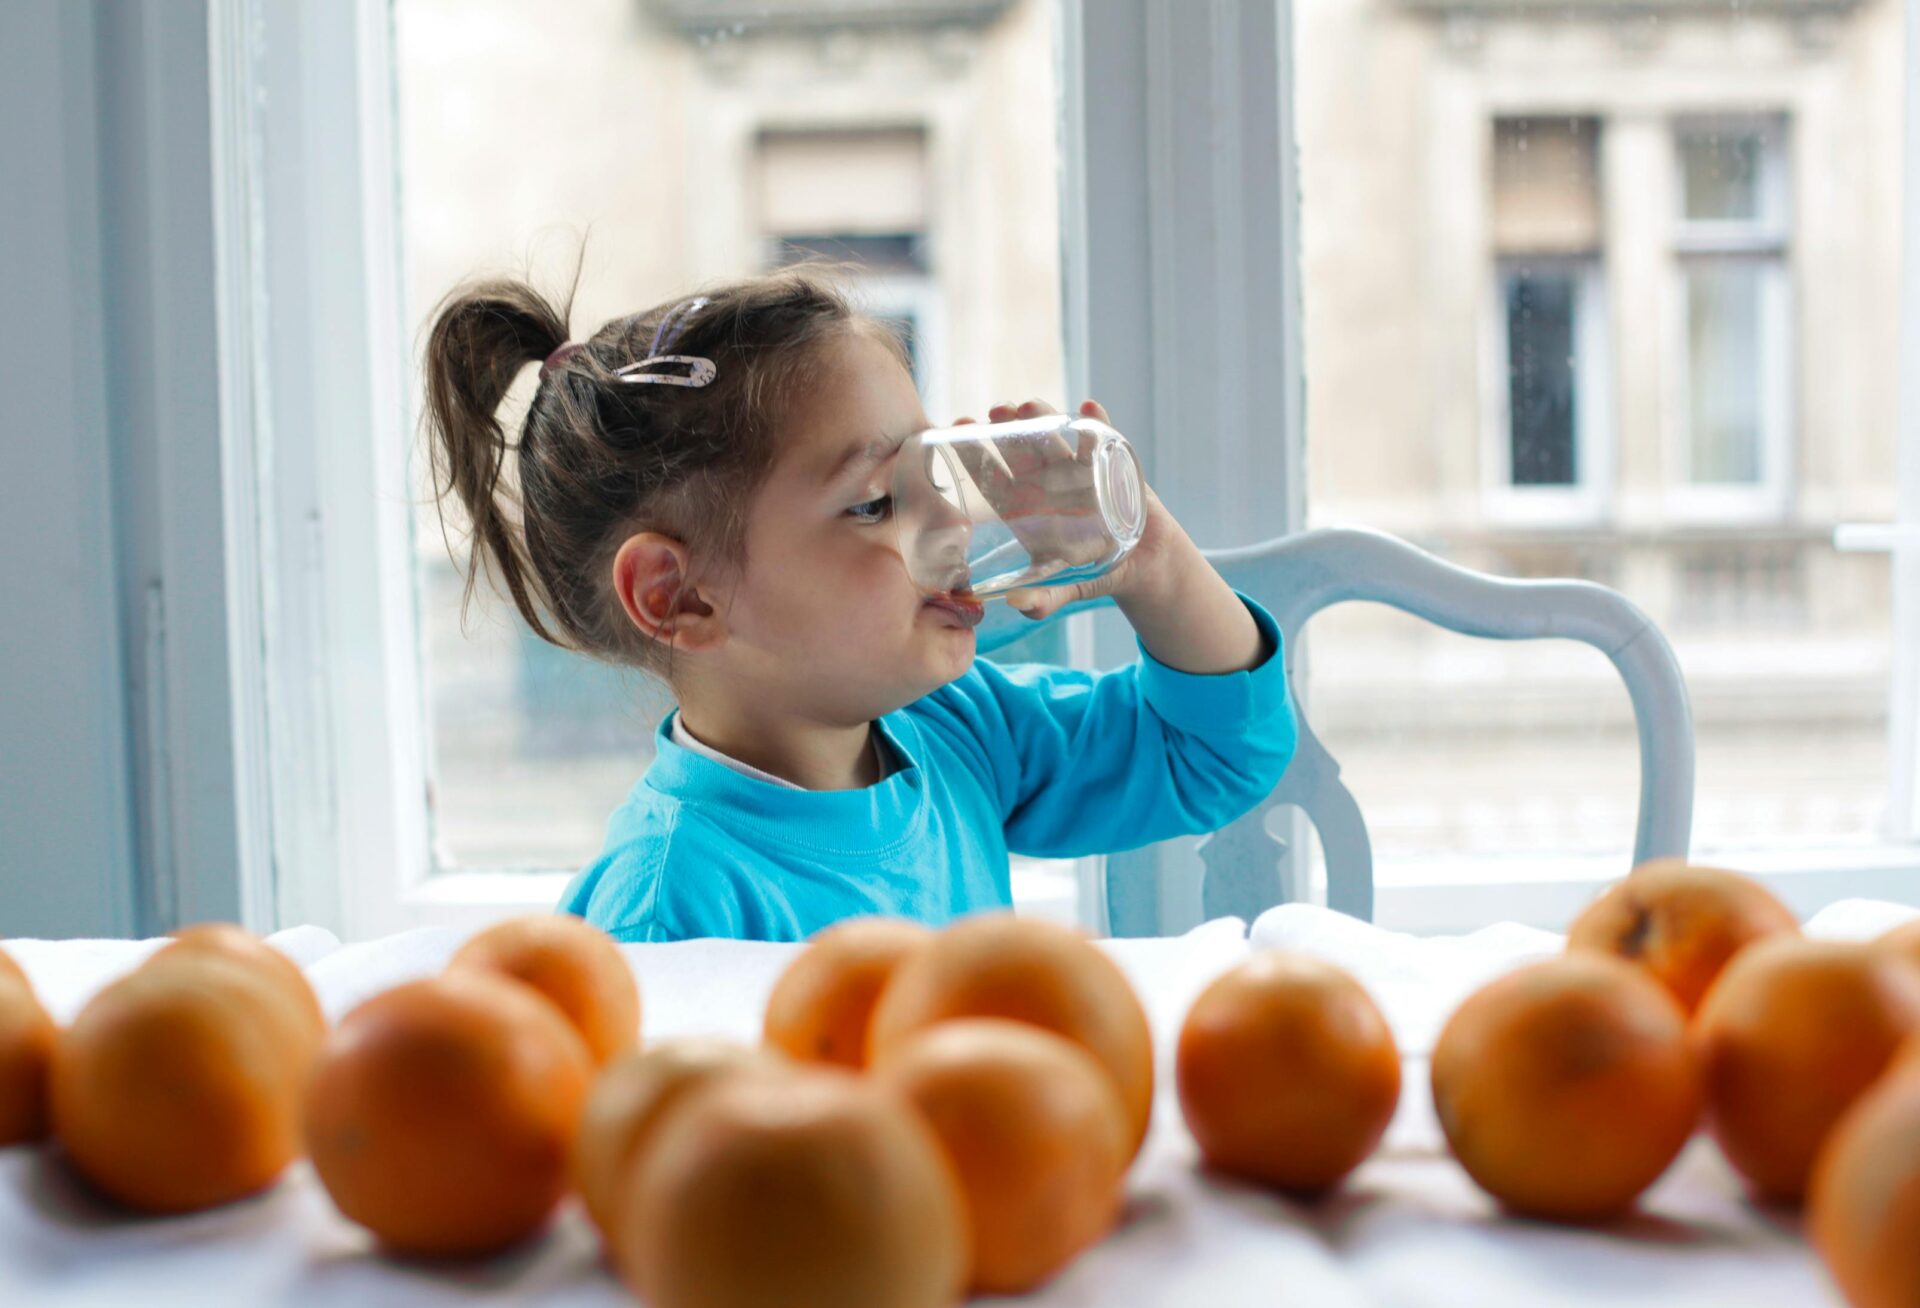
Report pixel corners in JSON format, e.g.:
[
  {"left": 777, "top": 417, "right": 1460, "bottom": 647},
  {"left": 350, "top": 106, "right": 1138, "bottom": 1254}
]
[{"left": 846, "top": 495, "right": 893, "bottom": 524}]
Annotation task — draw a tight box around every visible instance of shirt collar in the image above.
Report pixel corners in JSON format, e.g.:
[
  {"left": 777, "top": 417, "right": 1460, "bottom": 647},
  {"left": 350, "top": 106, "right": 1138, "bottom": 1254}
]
[{"left": 639, "top": 708, "right": 931, "bottom": 855}]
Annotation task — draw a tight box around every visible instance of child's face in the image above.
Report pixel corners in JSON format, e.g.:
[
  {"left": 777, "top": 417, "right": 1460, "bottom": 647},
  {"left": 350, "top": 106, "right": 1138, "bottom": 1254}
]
[{"left": 719, "top": 329, "right": 978, "bottom": 716}]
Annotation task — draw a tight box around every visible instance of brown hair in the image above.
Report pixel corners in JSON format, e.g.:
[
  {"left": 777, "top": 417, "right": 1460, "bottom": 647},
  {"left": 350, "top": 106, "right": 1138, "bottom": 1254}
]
[{"left": 422, "top": 259, "right": 907, "bottom": 682}]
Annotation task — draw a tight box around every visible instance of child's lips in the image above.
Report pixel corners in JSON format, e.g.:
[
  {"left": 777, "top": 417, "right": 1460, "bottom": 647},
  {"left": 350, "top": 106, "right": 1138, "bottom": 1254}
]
[{"left": 922, "top": 591, "right": 985, "bottom": 628}]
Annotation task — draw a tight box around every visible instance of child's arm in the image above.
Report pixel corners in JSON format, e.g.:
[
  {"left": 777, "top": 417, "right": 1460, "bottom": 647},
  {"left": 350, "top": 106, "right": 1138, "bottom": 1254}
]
[
  {"left": 915, "top": 397, "right": 1296, "bottom": 858},
  {"left": 921, "top": 592, "right": 1295, "bottom": 860}
]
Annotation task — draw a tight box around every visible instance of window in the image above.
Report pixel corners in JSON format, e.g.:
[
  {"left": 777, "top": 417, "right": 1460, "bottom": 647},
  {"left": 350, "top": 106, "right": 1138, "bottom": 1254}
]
[
  {"left": 1672, "top": 118, "right": 1792, "bottom": 515},
  {"left": 224, "top": 0, "right": 1915, "bottom": 941},
  {"left": 1297, "top": 0, "right": 1904, "bottom": 926},
  {"left": 379, "top": 0, "right": 1070, "bottom": 924},
  {"left": 1502, "top": 269, "right": 1579, "bottom": 486},
  {"left": 1487, "top": 117, "right": 1609, "bottom": 521},
  {"left": 1498, "top": 260, "right": 1605, "bottom": 486},
  {"left": 754, "top": 127, "right": 947, "bottom": 397}
]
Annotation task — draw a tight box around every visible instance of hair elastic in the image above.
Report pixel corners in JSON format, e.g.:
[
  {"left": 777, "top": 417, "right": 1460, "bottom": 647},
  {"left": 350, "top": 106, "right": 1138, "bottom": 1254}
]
[{"left": 539, "top": 341, "right": 585, "bottom": 379}]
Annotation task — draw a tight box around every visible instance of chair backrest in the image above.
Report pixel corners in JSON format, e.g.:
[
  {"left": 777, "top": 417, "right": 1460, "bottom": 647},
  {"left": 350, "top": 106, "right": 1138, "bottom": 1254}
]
[{"left": 977, "top": 527, "right": 1696, "bottom": 935}]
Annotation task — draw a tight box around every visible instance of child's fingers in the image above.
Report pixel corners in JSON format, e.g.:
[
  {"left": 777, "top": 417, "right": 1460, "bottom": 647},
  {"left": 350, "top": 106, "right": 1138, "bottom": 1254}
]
[
  {"left": 1002, "top": 576, "right": 1096, "bottom": 621},
  {"left": 1002, "top": 587, "right": 1046, "bottom": 618},
  {"left": 1005, "top": 589, "right": 1071, "bottom": 622}
]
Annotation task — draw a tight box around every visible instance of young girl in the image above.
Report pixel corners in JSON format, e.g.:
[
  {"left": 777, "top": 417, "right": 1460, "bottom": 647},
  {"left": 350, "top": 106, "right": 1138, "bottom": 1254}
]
[{"left": 423, "top": 262, "right": 1297, "bottom": 942}]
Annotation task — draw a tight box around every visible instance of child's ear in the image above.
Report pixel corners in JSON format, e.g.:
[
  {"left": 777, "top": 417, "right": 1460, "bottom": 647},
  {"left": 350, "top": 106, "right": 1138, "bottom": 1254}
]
[{"left": 611, "top": 532, "right": 726, "bottom": 652}]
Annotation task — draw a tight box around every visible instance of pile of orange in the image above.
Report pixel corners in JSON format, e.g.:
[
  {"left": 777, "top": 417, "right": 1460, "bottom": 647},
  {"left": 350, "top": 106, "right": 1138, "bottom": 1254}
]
[
  {"left": 594, "top": 912, "right": 1152, "bottom": 1306},
  {"left": 1418, "top": 859, "right": 1920, "bottom": 1308},
  {"left": 7, "top": 869, "right": 1920, "bottom": 1307}
]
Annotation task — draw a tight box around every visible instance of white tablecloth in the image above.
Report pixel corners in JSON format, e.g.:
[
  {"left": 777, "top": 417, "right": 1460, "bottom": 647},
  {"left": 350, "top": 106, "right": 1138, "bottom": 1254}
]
[{"left": 4, "top": 899, "right": 1916, "bottom": 1307}]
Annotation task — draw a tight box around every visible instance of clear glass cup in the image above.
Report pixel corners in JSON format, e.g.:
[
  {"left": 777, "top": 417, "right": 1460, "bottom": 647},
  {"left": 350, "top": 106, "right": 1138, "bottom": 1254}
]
[{"left": 893, "top": 414, "right": 1147, "bottom": 629}]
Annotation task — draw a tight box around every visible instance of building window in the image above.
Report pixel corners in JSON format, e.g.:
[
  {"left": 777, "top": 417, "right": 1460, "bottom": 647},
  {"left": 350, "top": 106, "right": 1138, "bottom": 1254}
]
[
  {"left": 1673, "top": 117, "right": 1791, "bottom": 505},
  {"left": 753, "top": 126, "right": 944, "bottom": 402},
  {"left": 1488, "top": 117, "right": 1608, "bottom": 514},
  {"left": 1501, "top": 263, "right": 1581, "bottom": 486}
]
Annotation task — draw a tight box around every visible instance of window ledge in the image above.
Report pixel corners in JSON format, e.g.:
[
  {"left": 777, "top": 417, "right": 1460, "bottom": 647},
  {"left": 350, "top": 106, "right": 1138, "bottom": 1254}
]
[
  {"left": 1400, "top": 0, "right": 1859, "bottom": 13},
  {"left": 648, "top": 0, "right": 1016, "bottom": 34},
  {"left": 383, "top": 857, "right": 1082, "bottom": 940},
  {"left": 1370, "top": 843, "right": 1920, "bottom": 935}
]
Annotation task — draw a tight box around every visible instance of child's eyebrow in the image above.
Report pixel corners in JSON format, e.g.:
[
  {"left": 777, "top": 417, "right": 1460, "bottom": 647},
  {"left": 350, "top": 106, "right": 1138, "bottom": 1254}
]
[{"left": 821, "top": 433, "right": 909, "bottom": 487}]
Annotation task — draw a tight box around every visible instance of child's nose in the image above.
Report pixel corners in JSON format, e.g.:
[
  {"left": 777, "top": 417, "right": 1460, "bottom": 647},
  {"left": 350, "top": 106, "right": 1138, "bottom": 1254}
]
[{"left": 927, "top": 491, "right": 972, "bottom": 538}]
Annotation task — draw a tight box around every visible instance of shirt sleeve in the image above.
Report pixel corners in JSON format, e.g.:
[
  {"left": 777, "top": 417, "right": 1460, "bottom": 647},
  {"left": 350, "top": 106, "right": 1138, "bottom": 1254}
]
[{"left": 912, "top": 591, "right": 1297, "bottom": 858}]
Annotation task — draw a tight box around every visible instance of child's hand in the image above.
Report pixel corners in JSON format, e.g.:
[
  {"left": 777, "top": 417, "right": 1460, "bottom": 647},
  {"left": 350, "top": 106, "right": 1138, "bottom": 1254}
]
[{"left": 950, "top": 399, "right": 1191, "bottom": 622}]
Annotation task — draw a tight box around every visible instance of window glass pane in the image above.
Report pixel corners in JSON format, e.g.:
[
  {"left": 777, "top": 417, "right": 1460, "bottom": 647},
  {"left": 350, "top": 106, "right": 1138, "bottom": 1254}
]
[
  {"left": 1296, "top": 0, "right": 1899, "bottom": 879},
  {"left": 1503, "top": 264, "right": 1580, "bottom": 486},
  {"left": 1680, "top": 129, "right": 1766, "bottom": 225},
  {"left": 395, "top": 0, "right": 1065, "bottom": 871},
  {"left": 1686, "top": 259, "right": 1766, "bottom": 485}
]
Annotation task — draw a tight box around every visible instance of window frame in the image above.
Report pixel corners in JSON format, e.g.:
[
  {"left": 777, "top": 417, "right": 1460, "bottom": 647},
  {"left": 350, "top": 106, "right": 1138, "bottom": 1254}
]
[
  {"left": 215, "top": 0, "right": 1920, "bottom": 941},
  {"left": 1663, "top": 114, "right": 1795, "bottom": 524},
  {"left": 212, "top": 0, "right": 436, "bottom": 940}
]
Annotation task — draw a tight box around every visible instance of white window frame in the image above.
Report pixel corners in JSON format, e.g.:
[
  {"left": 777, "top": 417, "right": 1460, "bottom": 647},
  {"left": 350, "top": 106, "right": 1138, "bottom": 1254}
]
[
  {"left": 214, "top": 0, "right": 1920, "bottom": 942},
  {"left": 1481, "top": 254, "right": 1615, "bottom": 527},
  {"left": 1663, "top": 115, "right": 1795, "bottom": 524}
]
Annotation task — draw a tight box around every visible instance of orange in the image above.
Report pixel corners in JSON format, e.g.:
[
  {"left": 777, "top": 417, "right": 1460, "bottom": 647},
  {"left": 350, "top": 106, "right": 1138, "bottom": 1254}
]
[
  {"left": 155, "top": 922, "right": 326, "bottom": 1041},
  {"left": 1177, "top": 952, "right": 1400, "bottom": 1195},
  {"left": 873, "top": 1018, "right": 1129, "bottom": 1293},
  {"left": 304, "top": 969, "right": 594, "bottom": 1256},
  {"left": 1430, "top": 953, "right": 1700, "bottom": 1221},
  {"left": 868, "top": 914, "right": 1155, "bottom": 1156},
  {"left": 449, "top": 913, "right": 640, "bottom": 1065},
  {"left": 1877, "top": 918, "right": 1920, "bottom": 978},
  {"left": 764, "top": 916, "right": 932, "bottom": 1068},
  {"left": 0, "top": 968, "right": 55, "bottom": 1145},
  {"left": 51, "top": 950, "right": 319, "bottom": 1212},
  {"left": 618, "top": 1066, "right": 967, "bottom": 1308},
  {"left": 1693, "top": 936, "right": 1920, "bottom": 1203},
  {"left": 572, "top": 1037, "right": 781, "bottom": 1244},
  {"left": 0, "top": 947, "right": 27, "bottom": 989},
  {"left": 1565, "top": 860, "right": 1798, "bottom": 1014},
  {"left": 1809, "top": 1061, "right": 1920, "bottom": 1308}
]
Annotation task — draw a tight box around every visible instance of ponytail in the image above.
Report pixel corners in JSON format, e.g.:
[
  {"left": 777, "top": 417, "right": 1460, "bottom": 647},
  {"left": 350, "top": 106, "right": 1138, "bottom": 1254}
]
[{"left": 422, "top": 277, "right": 574, "bottom": 645}]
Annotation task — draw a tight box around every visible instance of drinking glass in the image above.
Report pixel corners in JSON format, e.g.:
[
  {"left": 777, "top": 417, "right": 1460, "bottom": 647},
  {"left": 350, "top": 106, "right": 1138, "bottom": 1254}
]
[{"left": 893, "top": 414, "right": 1147, "bottom": 622}]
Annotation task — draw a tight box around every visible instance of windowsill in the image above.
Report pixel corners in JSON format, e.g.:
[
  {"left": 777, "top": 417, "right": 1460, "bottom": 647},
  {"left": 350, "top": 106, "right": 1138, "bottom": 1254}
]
[
  {"left": 1366, "top": 842, "right": 1920, "bottom": 935},
  {"left": 1477, "top": 490, "right": 1612, "bottom": 531},
  {"left": 1658, "top": 493, "right": 1794, "bottom": 528},
  {"left": 381, "top": 856, "right": 1084, "bottom": 938},
  {"left": 387, "top": 844, "right": 1919, "bottom": 944},
  {"left": 1400, "top": 0, "right": 1860, "bottom": 13}
]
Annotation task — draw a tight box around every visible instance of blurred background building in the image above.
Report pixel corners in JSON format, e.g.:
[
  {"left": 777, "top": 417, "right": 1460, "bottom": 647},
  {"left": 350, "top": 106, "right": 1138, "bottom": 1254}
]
[{"left": 397, "top": 0, "right": 1900, "bottom": 889}]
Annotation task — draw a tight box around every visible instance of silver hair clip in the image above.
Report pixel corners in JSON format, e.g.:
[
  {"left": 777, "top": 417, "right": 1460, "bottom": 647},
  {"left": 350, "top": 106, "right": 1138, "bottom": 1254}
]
[
  {"left": 613, "top": 355, "right": 717, "bottom": 388},
  {"left": 615, "top": 296, "right": 717, "bottom": 389}
]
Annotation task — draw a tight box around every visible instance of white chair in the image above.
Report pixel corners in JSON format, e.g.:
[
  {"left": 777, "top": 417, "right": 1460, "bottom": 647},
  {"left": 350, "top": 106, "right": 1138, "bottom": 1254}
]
[{"left": 978, "top": 527, "right": 1696, "bottom": 936}]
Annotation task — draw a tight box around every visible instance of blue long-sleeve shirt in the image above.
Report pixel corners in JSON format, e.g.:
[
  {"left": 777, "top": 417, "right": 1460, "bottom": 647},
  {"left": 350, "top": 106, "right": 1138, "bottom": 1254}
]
[{"left": 559, "top": 592, "right": 1297, "bottom": 942}]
